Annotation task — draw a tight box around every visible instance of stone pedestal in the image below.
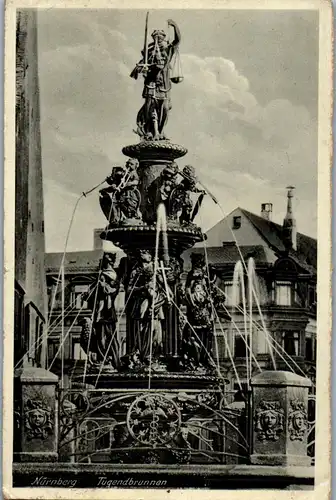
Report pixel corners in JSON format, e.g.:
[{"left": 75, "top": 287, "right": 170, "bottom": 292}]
[
  {"left": 251, "top": 371, "right": 311, "bottom": 466},
  {"left": 14, "top": 366, "right": 59, "bottom": 462}
]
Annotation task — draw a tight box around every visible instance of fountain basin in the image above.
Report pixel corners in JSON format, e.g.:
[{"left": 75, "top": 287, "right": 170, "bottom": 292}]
[
  {"left": 122, "top": 141, "right": 188, "bottom": 162},
  {"left": 101, "top": 224, "right": 205, "bottom": 254}
]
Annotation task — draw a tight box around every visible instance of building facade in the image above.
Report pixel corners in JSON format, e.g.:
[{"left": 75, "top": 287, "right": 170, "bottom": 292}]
[
  {"left": 15, "top": 10, "right": 47, "bottom": 370},
  {"left": 192, "top": 192, "right": 317, "bottom": 392}
]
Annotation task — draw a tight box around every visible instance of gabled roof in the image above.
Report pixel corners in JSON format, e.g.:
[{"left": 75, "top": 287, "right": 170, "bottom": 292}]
[
  {"left": 45, "top": 250, "right": 103, "bottom": 272},
  {"left": 240, "top": 209, "right": 317, "bottom": 272},
  {"left": 182, "top": 245, "right": 269, "bottom": 269},
  {"left": 45, "top": 249, "right": 125, "bottom": 273}
]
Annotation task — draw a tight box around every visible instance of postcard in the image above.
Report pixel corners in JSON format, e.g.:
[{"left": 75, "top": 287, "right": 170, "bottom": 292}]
[{"left": 3, "top": 0, "right": 332, "bottom": 498}]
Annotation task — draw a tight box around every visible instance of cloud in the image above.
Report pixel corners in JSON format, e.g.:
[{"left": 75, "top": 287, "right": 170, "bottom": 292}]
[
  {"left": 37, "top": 15, "right": 317, "bottom": 251},
  {"left": 194, "top": 171, "right": 316, "bottom": 239}
]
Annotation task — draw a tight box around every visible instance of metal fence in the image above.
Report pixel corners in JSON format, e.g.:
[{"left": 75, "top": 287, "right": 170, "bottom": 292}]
[{"left": 58, "top": 387, "right": 250, "bottom": 465}]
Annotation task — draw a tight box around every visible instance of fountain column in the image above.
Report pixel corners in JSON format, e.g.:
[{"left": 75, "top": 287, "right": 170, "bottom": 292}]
[{"left": 101, "top": 140, "right": 205, "bottom": 373}]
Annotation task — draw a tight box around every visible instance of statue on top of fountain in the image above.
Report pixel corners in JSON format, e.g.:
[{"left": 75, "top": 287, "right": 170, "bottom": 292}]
[
  {"left": 99, "top": 158, "right": 142, "bottom": 226},
  {"left": 130, "top": 18, "right": 182, "bottom": 141}
]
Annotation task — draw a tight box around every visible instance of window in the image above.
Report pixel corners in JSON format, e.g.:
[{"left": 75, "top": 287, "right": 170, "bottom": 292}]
[
  {"left": 71, "top": 284, "right": 89, "bottom": 310},
  {"left": 36, "top": 323, "right": 44, "bottom": 367},
  {"left": 222, "top": 281, "right": 234, "bottom": 306},
  {"left": 308, "top": 286, "right": 317, "bottom": 309},
  {"left": 14, "top": 283, "right": 25, "bottom": 366},
  {"left": 281, "top": 331, "right": 300, "bottom": 356},
  {"left": 34, "top": 317, "right": 43, "bottom": 367},
  {"left": 234, "top": 335, "right": 247, "bottom": 358},
  {"left": 305, "top": 338, "right": 313, "bottom": 361},
  {"left": 261, "top": 203, "right": 273, "bottom": 213},
  {"left": 72, "top": 340, "right": 87, "bottom": 360},
  {"left": 232, "top": 216, "right": 241, "bottom": 230},
  {"left": 275, "top": 281, "right": 292, "bottom": 306},
  {"left": 47, "top": 339, "right": 60, "bottom": 366},
  {"left": 222, "top": 280, "right": 244, "bottom": 307},
  {"left": 48, "top": 282, "right": 62, "bottom": 310},
  {"left": 24, "top": 302, "right": 45, "bottom": 365},
  {"left": 35, "top": 316, "right": 39, "bottom": 345},
  {"left": 24, "top": 305, "right": 30, "bottom": 356}
]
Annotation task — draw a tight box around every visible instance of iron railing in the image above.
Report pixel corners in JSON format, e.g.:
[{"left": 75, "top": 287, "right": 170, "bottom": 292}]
[{"left": 58, "top": 387, "right": 250, "bottom": 465}]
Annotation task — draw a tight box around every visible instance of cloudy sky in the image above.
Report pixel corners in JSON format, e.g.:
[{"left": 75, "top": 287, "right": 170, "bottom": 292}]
[{"left": 36, "top": 8, "right": 319, "bottom": 252}]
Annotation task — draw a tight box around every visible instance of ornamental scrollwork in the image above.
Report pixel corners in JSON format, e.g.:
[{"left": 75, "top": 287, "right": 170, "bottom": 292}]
[
  {"left": 288, "top": 399, "right": 308, "bottom": 441},
  {"left": 126, "top": 394, "right": 181, "bottom": 446},
  {"left": 255, "top": 400, "right": 284, "bottom": 442}
]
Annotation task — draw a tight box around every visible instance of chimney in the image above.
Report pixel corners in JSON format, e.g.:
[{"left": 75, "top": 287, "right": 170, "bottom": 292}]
[
  {"left": 93, "top": 228, "right": 104, "bottom": 250},
  {"left": 261, "top": 203, "right": 273, "bottom": 220},
  {"left": 282, "top": 186, "right": 297, "bottom": 251}
]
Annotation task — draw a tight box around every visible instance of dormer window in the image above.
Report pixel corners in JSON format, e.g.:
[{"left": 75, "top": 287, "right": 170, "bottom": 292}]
[{"left": 232, "top": 216, "right": 241, "bottom": 230}]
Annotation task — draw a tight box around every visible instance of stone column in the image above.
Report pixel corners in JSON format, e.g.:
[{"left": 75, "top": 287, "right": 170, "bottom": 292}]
[
  {"left": 14, "top": 366, "right": 59, "bottom": 462},
  {"left": 101, "top": 141, "right": 205, "bottom": 373},
  {"left": 251, "top": 371, "right": 311, "bottom": 466}
]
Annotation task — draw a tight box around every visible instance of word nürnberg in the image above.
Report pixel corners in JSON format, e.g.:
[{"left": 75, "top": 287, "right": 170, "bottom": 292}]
[
  {"left": 97, "top": 476, "right": 167, "bottom": 487},
  {"left": 31, "top": 476, "right": 77, "bottom": 487}
]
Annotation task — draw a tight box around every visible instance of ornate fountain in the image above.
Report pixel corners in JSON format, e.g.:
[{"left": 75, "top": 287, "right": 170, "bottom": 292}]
[
  {"left": 77, "top": 16, "right": 228, "bottom": 389},
  {"left": 61, "top": 16, "right": 238, "bottom": 465}
]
